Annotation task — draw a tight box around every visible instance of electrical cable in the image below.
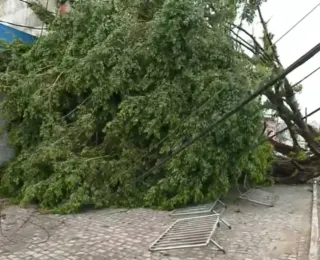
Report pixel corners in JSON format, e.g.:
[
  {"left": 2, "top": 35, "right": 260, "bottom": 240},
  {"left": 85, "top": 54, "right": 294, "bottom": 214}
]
[
  {"left": 133, "top": 1, "right": 316, "bottom": 173},
  {"left": 136, "top": 42, "right": 320, "bottom": 180},
  {"left": 289, "top": 65, "right": 320, "bottom": 88},
  {"left": 251, "top": 70, "right": 320, "bottom": 150},
  {"left": 131, "top": 50, "right": 320, "bottom": 182},
  {"left": 232, "top": 2, "right": 320, "bottom": 64},
  {"left": 3, "top": 0, "right": 319, "bottom": 181},
  {"left": 0, "top": 20, "right": 45, "bottom": 30},
  {"left": 270, "top": 106, "right": 320, "bottom": 140},
  {"left": 265, "top": 65, "right": 320, "bottom": 139},
  {"left": 237, "top": 66, "right": 320, "bottom": 155},
  {"left": 274, "top": 2, "right": 320, "bottom": 45},
  {"left": 0, "top": 0, "right": 54, "bottom": 31},
  {"left": 124, "top": 85, "right": 230, "bottom": 173}
]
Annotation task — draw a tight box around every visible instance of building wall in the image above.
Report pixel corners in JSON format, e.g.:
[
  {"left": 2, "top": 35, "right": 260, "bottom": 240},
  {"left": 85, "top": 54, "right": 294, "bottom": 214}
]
[{"left": 0, "top": 0, "right": 58, "bottom": 36}]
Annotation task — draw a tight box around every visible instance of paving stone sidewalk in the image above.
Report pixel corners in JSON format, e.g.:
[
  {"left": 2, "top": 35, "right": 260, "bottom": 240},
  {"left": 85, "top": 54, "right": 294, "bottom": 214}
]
[{"left": 0, "top": 185, "right": 311, "bottom": 260}]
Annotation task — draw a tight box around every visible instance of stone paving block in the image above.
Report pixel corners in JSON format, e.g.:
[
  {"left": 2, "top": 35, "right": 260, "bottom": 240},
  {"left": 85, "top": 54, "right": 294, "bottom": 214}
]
[{"left": 0, "top": 185, "right": 312, "bottom": 260}]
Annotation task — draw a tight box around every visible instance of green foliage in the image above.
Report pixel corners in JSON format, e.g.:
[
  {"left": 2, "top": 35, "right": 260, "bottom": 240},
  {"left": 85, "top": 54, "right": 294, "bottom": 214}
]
[
  {"left": 239, "top": 0, "right": 267, "bottom": 23},
  {"left": 296, "top": 151, "right": 308, "bottom": 161},
  {"left": 0, "top": 0, "right": 272, "bottom": 213},
  {"left": 289, "top": 151, "right": 308, "bottom": 161},
  {"left": 314, "top": 136, "right": 320, "bottom": 143}
]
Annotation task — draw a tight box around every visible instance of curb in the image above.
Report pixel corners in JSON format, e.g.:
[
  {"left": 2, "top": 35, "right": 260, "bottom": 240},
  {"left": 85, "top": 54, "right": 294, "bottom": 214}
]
[{"left": 309, "top": 180, "right": 318, "bottom": 260}]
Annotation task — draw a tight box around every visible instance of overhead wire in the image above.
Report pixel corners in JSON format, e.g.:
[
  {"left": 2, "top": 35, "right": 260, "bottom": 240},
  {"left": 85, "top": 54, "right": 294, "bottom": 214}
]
[
  {"left": 0, "top": 0, "right": 52, "bottom": 30},
  {"left": 232, "top": 1, "right": 320, "bottom": 63},
  {"left": 0, "top": 20, "right": 45, "bottom": 30},
  {"left": 136, "top": 42, "right": 320, "bottom": 180},
  {"left": 130, "top": 4, "right": 292, "bottom": 173},
  {"left": 3, "top": 1, "right": 319, "bottom": 182},
  {"left": 248, "top": 68, "right": 320, "bottom": 149},
  {"left": 130, "top": 4, "right": 320, "bottom": 180},
  {"left": 123, "top": 85, "right": 230, "bottom": 173},
  {"left": 264, "top": 64, "right": 320, "bottom": 120},
  {"left": 289, "top": 65, "right": 320, "bottom": 88},
  {"left": 269, "top": 65, "right": 320, "bottom": 141},
  {"left": 270, "top": 106, "right": 320, "bottom": 140},
  {"left": 228, "top": 3, "right": 320, "bottom": 146},
  {"left": 274, "top": 2, "right": 320, "bottom": 45}
]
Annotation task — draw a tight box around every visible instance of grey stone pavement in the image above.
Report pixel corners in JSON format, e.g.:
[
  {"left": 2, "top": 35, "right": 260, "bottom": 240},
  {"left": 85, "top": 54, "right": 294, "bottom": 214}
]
[{"left": 0, "top": 185, "right": 312, "bottom": 260}]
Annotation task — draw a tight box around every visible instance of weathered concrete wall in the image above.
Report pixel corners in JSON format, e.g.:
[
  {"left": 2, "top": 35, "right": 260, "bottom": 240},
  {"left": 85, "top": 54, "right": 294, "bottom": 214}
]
[{"left": 0, "top": 0, "right": 57, "bottom": 36}]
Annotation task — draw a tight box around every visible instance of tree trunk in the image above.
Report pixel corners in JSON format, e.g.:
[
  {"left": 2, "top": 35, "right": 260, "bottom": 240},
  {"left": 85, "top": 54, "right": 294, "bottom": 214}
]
[
  {"left": 270, "top": 139, "right": 320, "bottom": 184},
  {"left": 272, "top": 158, "right": 318, "bottom": 184}
]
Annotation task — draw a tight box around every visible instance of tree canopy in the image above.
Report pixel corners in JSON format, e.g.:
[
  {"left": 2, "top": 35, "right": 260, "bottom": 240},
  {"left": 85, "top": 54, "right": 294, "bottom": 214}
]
[{"left": 0, "top": 0, "right": 273, "bottom": 213}]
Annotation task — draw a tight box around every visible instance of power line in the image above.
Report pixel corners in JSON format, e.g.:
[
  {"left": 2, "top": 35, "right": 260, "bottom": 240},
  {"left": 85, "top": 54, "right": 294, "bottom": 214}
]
[
  {"left": 128, "top": 86, "right": 229, "bottom": 172},
  {"left": 106, "top": 63, "right": 319, "bottom": 173},
  {"left": 137, "top": 42, "right": 320, "bottom": 179},
  {"left": 270, "top": 106, "right": 320, "bottom": 140},
  {"left": 0, "top": 20, "right": 45, "bottom": 30},
  {"left": 233, "top": 2, "right": 320, "bottom": 61},
  {"left": 0, "top": 0, "right": 53, "bottom": 31},
  {"left": 274, "top": 2, "right": 320, "bottom": 45},
  {"left": 263, "top": 65, "right": 320, "bottom": 127},
  {"left": 291, "top": 65, "right": 320, "bottom": 87}
]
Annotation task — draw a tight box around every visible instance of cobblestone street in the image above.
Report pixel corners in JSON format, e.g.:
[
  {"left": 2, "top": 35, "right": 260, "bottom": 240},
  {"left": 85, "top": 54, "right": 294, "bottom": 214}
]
[{"left": 0, "top": 185, "right": 311, "bottom": 260}]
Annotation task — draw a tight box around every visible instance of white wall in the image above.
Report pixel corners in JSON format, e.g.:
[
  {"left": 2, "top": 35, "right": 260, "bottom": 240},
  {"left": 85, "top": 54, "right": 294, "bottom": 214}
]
[{"left": 0, "top": 0, "right": 57, "bottom": 36}]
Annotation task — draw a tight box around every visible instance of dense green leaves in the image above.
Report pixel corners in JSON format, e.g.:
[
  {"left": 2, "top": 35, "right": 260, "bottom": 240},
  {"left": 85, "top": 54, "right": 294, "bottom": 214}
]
[{"left": 0, "top": 0, "right": 272, "bottom": 213}]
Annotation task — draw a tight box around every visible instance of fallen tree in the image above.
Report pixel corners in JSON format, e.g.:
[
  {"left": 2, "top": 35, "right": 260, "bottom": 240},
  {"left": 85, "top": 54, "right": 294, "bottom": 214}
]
[
  {"left": 1, "top": 0, "right": 318, "bottom": 214},
  {"left": 0, "top": 0, "right": 274, "bottom": 213},
  {"left": 262, "top": 11, "right": 320, "bottom": 184},
  {"left": 229, "top": 5, "right": 320, "bottom": 184}
]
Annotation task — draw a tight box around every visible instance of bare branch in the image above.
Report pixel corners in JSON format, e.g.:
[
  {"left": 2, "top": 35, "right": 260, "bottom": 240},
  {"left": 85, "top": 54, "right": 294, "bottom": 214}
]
[{"left": 256, "top": 6, "right": 282, "bottom": 67}]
